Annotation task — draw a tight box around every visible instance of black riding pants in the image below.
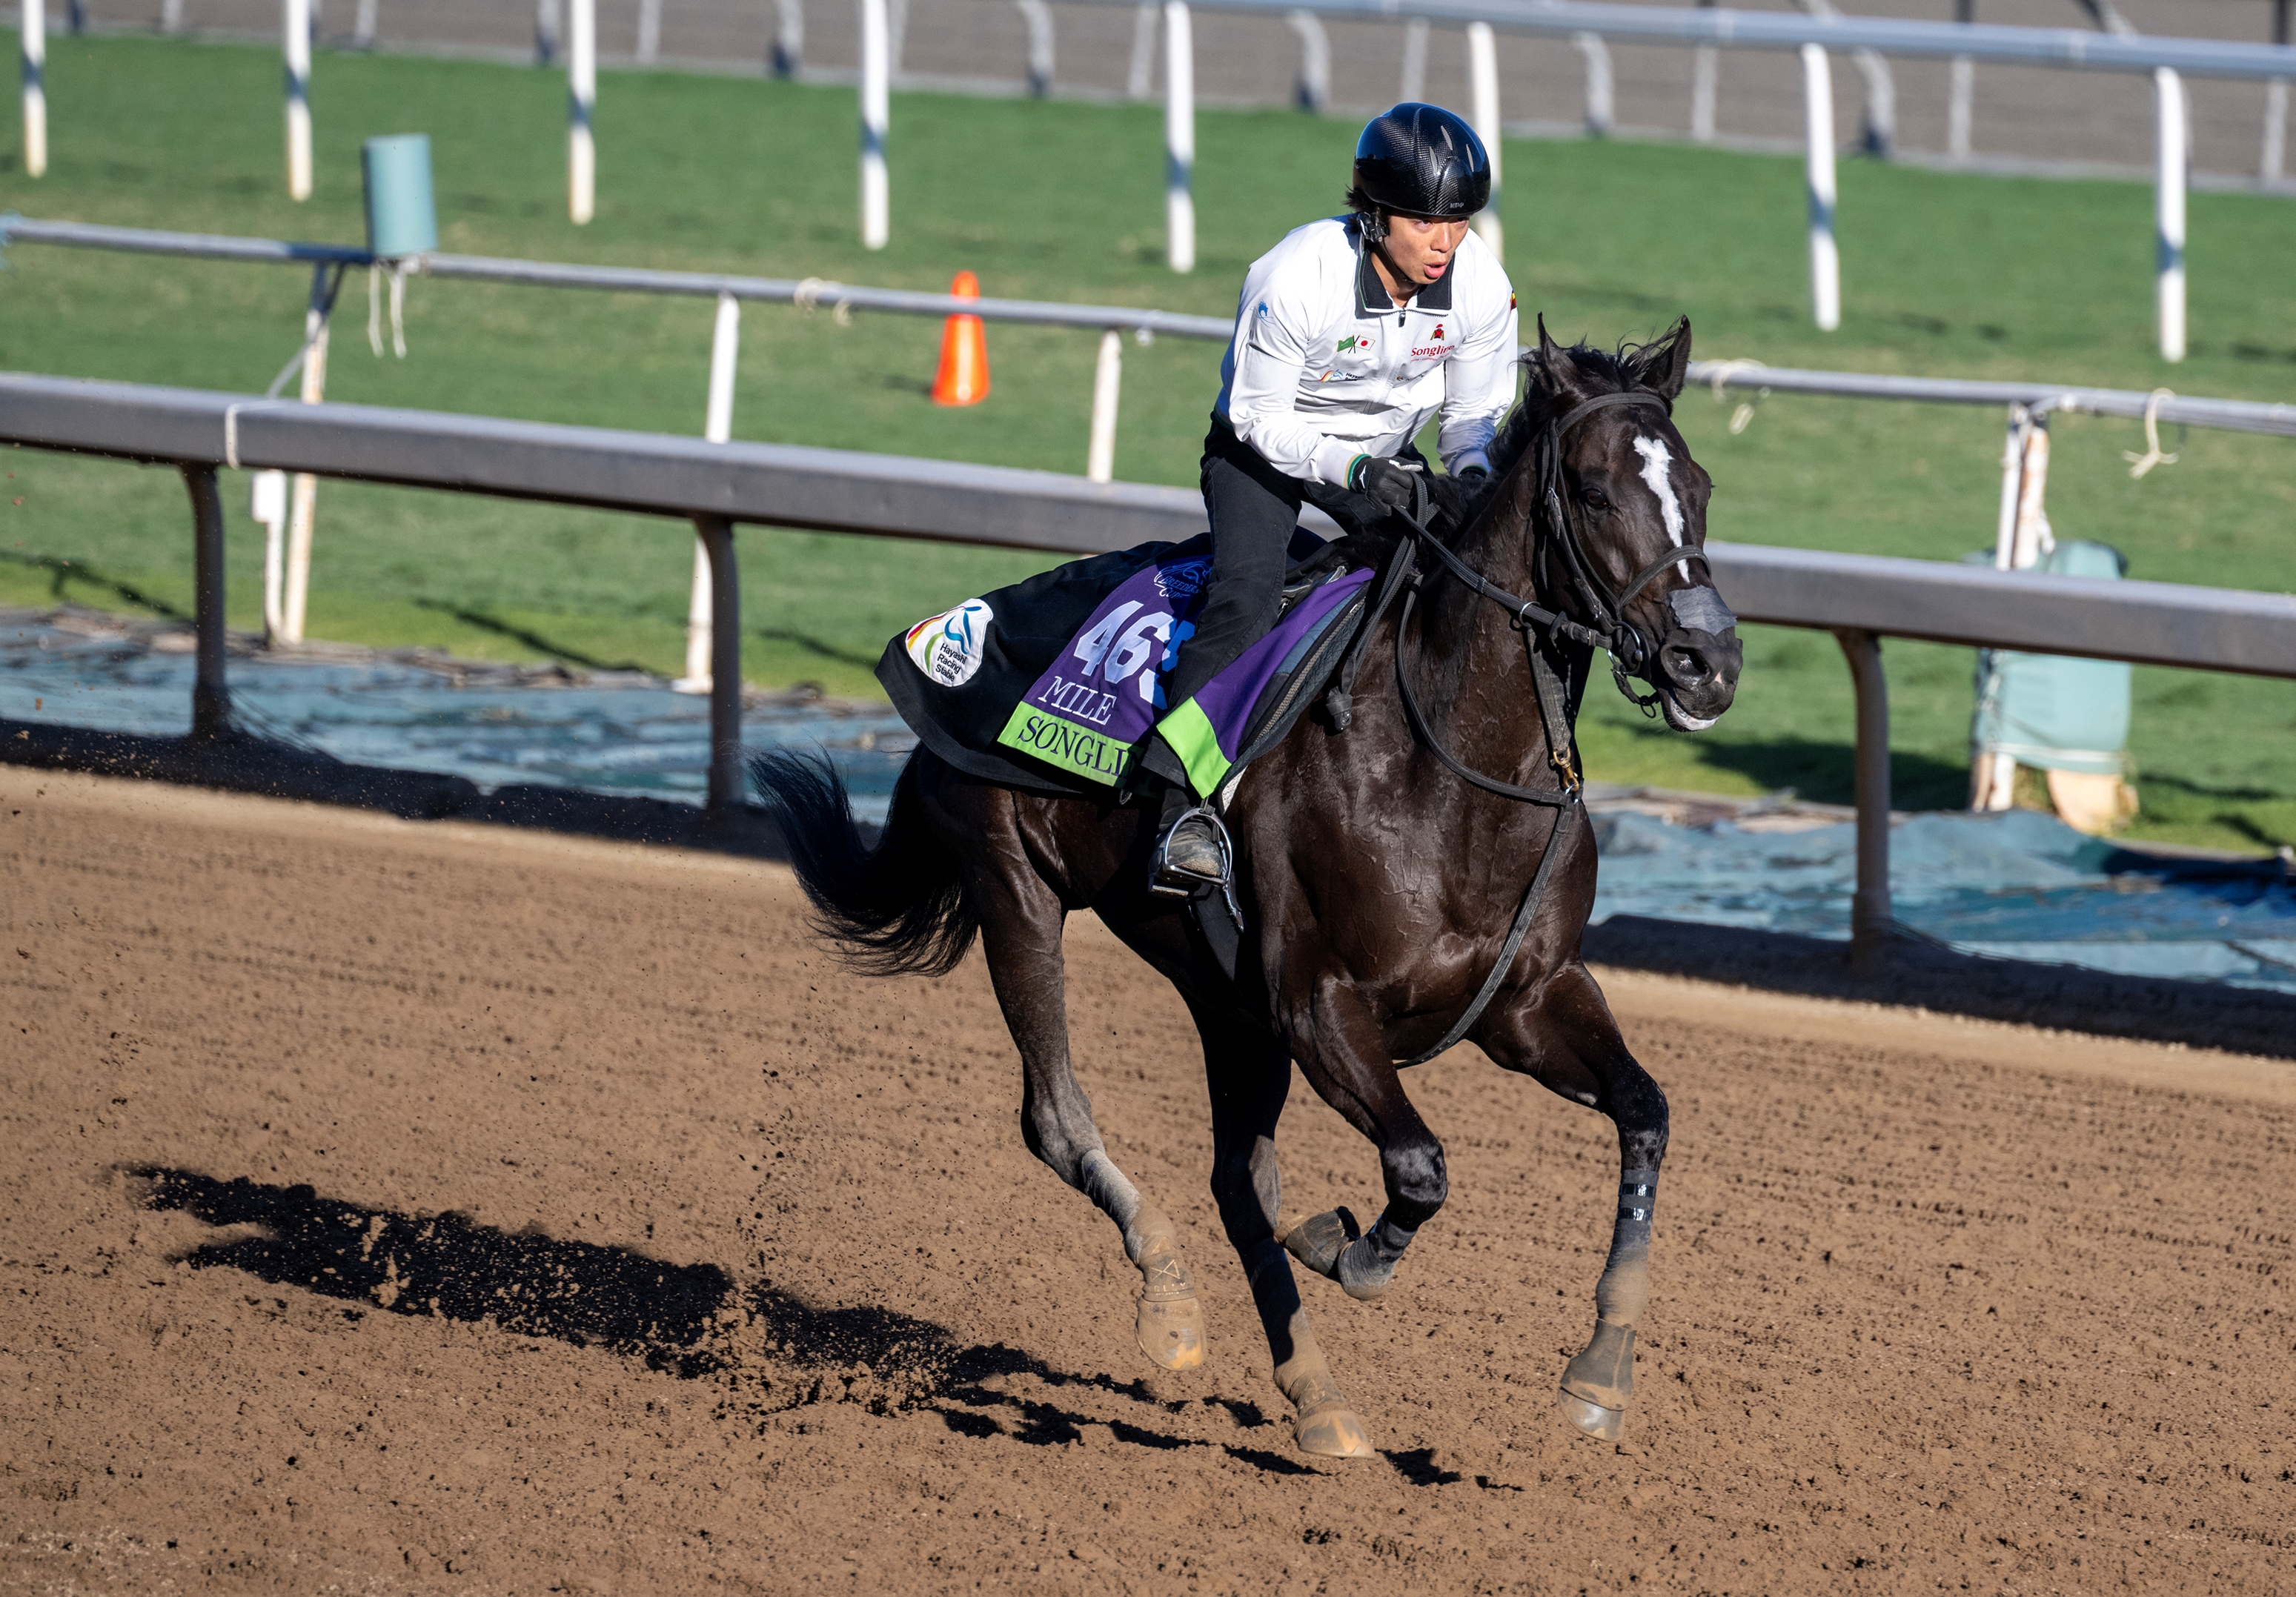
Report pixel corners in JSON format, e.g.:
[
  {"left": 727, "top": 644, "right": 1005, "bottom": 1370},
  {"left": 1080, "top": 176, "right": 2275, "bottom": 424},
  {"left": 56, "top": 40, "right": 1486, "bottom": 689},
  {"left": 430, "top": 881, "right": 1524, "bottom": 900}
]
[{"left": 1157, "top": 416, "right": 1407, "bottom": 714}]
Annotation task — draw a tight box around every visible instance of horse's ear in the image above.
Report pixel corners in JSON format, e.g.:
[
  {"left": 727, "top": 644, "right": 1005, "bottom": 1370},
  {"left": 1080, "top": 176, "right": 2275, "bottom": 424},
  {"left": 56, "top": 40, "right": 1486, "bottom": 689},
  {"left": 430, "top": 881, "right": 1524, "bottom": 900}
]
[
  {"left": 1630, "top": 316, "right": 1693, "bottom": 401},
  {"left": 1530, "top": 313, "right": 1568, "bottom": 391}
]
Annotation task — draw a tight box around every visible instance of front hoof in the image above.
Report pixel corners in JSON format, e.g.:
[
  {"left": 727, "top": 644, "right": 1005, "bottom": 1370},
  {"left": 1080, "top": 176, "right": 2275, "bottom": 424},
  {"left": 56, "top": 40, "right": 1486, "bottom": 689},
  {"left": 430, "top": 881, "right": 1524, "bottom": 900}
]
[
  {"left": 1556, "top": 1388, "right": 1626, "bottom": 1441},
  {"left": 1135, "top": 1292, "right": 1205, "bottom": 1371},
  {"left": 1279, "top": 1207, "right": 1361, "bottom": 1281},
  {"left": 1295, "top": 1398, "right": 1376, "bottom": 1459}
]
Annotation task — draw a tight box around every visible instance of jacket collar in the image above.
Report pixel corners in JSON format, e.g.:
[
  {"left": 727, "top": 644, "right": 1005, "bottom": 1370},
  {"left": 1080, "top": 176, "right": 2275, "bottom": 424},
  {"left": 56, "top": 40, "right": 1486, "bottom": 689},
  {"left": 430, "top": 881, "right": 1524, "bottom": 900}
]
[{"left": 1352, "top": 220, "right": 1456, "bottom": 317}]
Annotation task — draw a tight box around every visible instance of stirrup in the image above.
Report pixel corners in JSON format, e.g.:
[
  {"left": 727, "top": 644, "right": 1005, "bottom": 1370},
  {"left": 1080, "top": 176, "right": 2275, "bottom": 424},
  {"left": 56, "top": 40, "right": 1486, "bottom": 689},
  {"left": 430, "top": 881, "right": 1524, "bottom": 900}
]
[{"left": 1149, "top": 803, "right": 1233, "bottom": 902}]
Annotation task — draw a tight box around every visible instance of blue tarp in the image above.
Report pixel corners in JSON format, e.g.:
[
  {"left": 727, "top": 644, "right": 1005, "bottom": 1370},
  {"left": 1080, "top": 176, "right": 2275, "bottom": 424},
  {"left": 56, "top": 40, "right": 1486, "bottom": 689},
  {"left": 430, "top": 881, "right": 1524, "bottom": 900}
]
[{"left": 8, "top": 615, "right": 2292, "bottom": 995}]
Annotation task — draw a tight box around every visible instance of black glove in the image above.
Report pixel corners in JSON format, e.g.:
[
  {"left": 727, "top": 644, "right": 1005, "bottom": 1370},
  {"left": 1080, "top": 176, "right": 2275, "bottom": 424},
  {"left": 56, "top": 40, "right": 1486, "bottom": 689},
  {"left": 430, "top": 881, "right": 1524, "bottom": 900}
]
[{"left": 1351, "top": 454, "right": 1424, "bottom": 514}]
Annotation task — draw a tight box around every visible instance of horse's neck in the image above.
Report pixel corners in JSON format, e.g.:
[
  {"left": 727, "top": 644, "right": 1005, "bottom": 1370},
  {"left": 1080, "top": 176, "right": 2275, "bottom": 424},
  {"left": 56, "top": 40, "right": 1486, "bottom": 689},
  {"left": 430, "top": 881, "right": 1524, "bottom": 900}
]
[{"left": 1403, "top": 454, "right": 1567, "bottom": 781}]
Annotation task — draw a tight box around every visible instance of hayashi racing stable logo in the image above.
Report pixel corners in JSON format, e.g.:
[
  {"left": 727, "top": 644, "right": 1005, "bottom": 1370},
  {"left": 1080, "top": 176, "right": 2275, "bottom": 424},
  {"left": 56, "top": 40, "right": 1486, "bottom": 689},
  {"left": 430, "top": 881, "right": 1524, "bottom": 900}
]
[{"left": 904, "top": 598, "right": 994, "bottom": 688}]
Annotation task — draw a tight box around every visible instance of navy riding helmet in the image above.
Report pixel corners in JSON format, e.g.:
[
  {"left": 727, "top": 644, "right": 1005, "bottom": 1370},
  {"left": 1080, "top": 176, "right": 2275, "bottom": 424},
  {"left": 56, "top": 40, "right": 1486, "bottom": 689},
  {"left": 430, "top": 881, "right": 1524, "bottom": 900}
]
[{"left": 1350, "top": 103, "right": 1490, "bottom": 230}]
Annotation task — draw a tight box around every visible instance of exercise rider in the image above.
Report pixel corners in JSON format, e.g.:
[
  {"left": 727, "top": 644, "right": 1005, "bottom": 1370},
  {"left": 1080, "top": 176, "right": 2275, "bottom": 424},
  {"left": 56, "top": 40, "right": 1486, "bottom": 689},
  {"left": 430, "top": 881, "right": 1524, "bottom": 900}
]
[{"left": 1147, "top": 102, "right": 1519, "bottom": 897}]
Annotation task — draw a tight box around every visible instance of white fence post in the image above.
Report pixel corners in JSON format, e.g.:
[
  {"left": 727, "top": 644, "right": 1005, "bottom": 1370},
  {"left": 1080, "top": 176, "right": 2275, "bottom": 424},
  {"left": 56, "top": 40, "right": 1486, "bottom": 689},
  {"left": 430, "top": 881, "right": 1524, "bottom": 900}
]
[
  {"left": 21, "top": 0, "right": 44, "bottom": 181},
  {"left": 1466, "top": 21, "right": 1502, "bottom": 259},
  {"left": 1689, "top": 0, "right": 1716, "bottom": 142},
  {"left": 284, "top": 0, "right": 312, "bottom": 200},
  {"left": 1086, "top": 329, "right": 1123, "bottom": 482},
  {"left": 568, "top": 0, "right": 594, "bottom": 222},
  {"left": 1164, "top": 0, "right": 1194, "bottom": 273},
  {"left": 2154, "top": 66, "right": 2186, "bottom": 362},
  {"left": 1852, "top": 49, "right": 1894, "bottom": 156},
  {"left": 860, "top": 0, "right": 889, "bottom": 250},
  {"left": 1127, "top": 1, "right": 1155, "bottom": 100},
  {"left": 254, "top": 470, "right": 290, "bottom": 644},
  {"left": 1948, "top": 0, "right": 1974, "bottom": 161},
  {"left": 2265, "top": 0, "right": 2289, "bottom": 182},
  {"left": 1015, "top": 0, "right": 1053, "bottom": 97},
  {"left": 1802, "top": 44, "right": 1839, "bottom": 332},
  {"left": 1400, "top": 18, "right": 1427, "bottom": 103},
  {"left": 1287, "top": 9, "right": 1330, "bottom": 113},
  {"left": 771, "top": 0, "right": 802, "bottom": 76},
  {"left": 678, "top": 291, "right": 741, "bottom": 694},
  {"left": 353, "top": 0, "right": 375, "bottom": 50},
  {"left": 637, "top": 0, "right": 660, "bottom": 63},
  {"left": 534, "top": 0, "right": 559, "bottom": 65},
  {"left": 1573, "top": 33, "right": 1613, "bottom": 137},
  {"left": 888, "top": 0, "right": 907, "bottom": 77},
  {"left": 282, "top": 264, "right": 334, "bottom": 646},
  {"left": 163, "top": 0, "right": 185, "bottom": 34}
]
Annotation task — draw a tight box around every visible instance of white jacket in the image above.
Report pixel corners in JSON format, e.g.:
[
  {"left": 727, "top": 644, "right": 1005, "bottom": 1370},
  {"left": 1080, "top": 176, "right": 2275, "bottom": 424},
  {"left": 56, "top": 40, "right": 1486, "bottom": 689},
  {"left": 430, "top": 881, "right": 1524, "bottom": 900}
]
[{"left": 1214, "top": 215, "right": 1519, "bottom": 489}]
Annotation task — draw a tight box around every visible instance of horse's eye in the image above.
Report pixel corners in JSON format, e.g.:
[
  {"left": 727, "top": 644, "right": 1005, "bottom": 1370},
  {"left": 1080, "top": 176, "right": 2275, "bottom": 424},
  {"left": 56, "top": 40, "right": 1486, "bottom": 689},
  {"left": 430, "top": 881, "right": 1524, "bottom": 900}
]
[{"left": 1582, "top": 487, "right": 1610, "bottom": 511}]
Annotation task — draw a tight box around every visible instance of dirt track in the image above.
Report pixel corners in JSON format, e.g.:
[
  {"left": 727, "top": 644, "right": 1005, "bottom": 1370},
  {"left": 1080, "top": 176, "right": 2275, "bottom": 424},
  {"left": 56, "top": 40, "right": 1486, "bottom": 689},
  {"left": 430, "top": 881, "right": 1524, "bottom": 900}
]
[{"left": 5, "top": 769, "right": 2294, "bottom": 1594}]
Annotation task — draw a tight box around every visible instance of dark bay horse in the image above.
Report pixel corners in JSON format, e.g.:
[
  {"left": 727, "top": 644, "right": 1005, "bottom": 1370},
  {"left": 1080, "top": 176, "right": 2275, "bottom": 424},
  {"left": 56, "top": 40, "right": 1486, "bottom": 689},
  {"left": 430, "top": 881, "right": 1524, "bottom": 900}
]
[{"left": 754, "top": 319, "right": 1741, "bottom": 1458}]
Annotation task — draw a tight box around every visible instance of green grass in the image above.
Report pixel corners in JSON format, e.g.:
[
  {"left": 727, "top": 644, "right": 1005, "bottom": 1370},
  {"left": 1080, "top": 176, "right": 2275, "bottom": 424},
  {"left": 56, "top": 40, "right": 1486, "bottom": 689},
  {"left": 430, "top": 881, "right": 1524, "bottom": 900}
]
[{"left": 3, "top": 31, "right": 2293, "bottom": 849}]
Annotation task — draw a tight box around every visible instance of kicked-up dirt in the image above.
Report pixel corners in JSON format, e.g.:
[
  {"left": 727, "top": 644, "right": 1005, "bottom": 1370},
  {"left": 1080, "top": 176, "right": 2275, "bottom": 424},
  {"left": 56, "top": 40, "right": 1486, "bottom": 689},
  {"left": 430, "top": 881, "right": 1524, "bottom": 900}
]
[{"left": 4, "top": 769, "right": 2292, "bottom": 1593}]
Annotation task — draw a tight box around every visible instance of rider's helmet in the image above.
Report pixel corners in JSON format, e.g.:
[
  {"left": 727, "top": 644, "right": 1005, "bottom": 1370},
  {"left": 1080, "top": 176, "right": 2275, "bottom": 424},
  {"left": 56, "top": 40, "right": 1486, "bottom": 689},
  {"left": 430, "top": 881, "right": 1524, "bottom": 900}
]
[{"left": 1348, "top": 103, "right": 1490, "bottom": 238}]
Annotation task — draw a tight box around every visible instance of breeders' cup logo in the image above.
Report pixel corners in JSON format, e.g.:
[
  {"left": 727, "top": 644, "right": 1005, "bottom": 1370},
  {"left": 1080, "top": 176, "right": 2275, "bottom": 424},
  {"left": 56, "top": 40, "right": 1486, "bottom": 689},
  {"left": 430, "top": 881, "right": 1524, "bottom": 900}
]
[
  {"left": 905, "top": 598, "right": 994, "bottom": 687},
  {"left": 1152, "top": 557, "right": 1212, "bottom": 602}
]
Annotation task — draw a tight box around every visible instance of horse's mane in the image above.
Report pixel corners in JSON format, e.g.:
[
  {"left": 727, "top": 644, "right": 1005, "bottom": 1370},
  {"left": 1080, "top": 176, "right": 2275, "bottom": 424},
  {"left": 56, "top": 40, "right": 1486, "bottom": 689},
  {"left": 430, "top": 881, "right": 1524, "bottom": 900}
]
[{"left": 1425, "top": 333, "right": 1665, "bottom": 534}]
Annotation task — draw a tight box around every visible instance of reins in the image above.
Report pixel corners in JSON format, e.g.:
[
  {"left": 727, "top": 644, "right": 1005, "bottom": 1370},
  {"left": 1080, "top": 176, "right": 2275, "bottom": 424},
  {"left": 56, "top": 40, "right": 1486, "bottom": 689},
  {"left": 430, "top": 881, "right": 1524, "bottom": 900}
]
[{"left": 1381, "top": 385, "right": 1691, "bottom": 1066}]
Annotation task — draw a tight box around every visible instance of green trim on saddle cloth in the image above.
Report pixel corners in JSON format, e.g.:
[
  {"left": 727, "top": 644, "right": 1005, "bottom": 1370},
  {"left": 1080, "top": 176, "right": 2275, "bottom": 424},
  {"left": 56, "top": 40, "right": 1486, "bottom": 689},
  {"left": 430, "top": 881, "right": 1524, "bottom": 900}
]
[
  {"left": 1155, "top": 697, "right": 1233, "bottom": 800},
  {"left": 995, "top": 702, "right": 1135, "bottom": 787}
]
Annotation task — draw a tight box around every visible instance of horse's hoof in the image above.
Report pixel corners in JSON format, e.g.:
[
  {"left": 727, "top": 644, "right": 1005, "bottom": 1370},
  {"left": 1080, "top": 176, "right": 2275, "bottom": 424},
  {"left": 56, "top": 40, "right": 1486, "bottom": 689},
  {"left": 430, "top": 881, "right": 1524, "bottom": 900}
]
[
  {"left": 1556, "top": 1388, "right": 1626, "bottom": 1442},
  {"left": 1295, "top": 1398, "right": 1376, "bottom": 1460},
  {"left": 1135, "top": 1291, "right": 1206, "bottom": 1371},
  {"left": 1279, "top": 1207, "right": 1361, "bottom": 1281}
]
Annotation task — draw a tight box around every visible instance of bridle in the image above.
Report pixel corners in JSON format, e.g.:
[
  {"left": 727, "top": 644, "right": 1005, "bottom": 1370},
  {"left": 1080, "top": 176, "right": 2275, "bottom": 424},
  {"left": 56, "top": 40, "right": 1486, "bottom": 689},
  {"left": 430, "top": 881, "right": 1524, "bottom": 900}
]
[{"left": 1361, "top": 385, "right": 1708, "bottom": 1066}]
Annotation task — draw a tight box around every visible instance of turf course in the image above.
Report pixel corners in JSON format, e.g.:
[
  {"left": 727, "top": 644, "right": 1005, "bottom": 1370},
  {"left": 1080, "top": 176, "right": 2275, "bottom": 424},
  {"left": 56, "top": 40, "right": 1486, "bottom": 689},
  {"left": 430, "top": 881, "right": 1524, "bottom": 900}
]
[{"left": 2, "top": 32, "right": 2292, "bottom": 849}]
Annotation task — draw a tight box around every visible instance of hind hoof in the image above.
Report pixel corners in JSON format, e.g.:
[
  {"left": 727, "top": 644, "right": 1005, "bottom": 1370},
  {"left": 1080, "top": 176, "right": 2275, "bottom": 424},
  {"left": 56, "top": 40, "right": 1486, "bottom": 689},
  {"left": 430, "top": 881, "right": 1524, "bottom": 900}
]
[
  {"left": 1279, "top": 1207, "right": 1361, "bottom": 1282},
  {"left": 1295, "top": 1399, "right": 1376, "bottom": 1459},
  {"left": 1135, "top": 1292, "right": 1205, "bottom": 1371},
  {"left": 1556, "top": 1388, "right": 1626, "bottom": 1442}
]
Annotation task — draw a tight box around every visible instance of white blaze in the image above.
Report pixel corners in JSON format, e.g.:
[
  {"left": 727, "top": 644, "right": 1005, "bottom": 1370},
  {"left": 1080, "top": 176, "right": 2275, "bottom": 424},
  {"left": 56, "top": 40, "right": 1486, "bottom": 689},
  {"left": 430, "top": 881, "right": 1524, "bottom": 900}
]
[{"left": 1633, "top": 435, "right": 1690, "bottom": 578}]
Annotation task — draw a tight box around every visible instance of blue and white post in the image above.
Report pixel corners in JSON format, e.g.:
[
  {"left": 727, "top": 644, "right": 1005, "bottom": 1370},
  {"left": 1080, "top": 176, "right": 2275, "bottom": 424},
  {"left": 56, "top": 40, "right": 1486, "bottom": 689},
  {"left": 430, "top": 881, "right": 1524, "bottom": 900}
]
[
  {"left": 285, "top": 0, "right": 312, "bottom": 200},
  {"left": 1164, "top": 0, "right": 1194, "bottom": 273},
  {"left": 860, "top": 0, "right": 890, "bottom": 249},
  {"left": 568, "top": 0, "right": 595, "bottom": 223},
  {"left": 1801, "top": 43, "right": 1839, "bottom": 332},
  {"left": 1466, "top": 21, "right": 1502, "bottom": 259},
  {"left": 2154, "top": 67, "right": 2186, "bottom": 362}
]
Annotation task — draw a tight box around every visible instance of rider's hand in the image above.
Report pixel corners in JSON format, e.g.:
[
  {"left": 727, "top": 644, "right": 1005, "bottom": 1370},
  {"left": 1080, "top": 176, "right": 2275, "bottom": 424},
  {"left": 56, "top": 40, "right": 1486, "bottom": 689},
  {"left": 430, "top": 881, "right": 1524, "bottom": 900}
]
[{"left": 1351, "top": 454, "right": 1425, "bottom": 513}]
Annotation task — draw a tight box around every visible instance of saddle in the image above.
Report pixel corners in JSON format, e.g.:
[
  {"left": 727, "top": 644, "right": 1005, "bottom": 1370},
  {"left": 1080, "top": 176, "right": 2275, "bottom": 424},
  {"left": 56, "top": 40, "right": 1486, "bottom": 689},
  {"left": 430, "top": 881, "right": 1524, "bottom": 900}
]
[{"left": 877, "top": 529, "right": 1374, "bottom": 809}]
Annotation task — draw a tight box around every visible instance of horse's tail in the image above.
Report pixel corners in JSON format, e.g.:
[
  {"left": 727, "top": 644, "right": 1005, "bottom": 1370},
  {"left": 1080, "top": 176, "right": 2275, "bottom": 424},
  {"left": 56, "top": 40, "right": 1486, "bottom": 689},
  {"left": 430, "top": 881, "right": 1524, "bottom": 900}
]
[{"left": 749, "top": 749, "right": 979, "bottom": 978}]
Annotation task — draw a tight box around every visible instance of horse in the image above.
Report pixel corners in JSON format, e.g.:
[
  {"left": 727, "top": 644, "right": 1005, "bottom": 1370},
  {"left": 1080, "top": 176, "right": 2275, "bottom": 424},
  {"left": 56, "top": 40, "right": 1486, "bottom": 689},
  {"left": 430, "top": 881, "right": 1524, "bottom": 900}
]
[{"left": 752, "top": 316, "right": 1742, "bottom": 1458}]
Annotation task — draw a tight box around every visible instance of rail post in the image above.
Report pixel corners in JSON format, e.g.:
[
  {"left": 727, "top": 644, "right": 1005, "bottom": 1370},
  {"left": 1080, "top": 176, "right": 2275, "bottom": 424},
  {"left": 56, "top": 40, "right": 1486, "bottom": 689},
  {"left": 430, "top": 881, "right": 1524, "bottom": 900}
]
[
  {"left": 1164, "top": 1, "right": 1195, "bottom": 273},
  {"left": 1802, "top": 44, "right": 1840, "bottom": 331},
  {"left": 1087, "top": 328, "right": 1123, "bottom": 482},
  {"left": 1575, "top": 33, "right": 1613, "bottom": 136},
  {"left": 1834, "top": 628, "right": 1892, "bottom": 972},
  {"left": 1691, "top": 0, "right": 1718, "bottom": 143},
  {"left": 163, "top": 0, "right": 184, "bottom": 36},
  {"left": 637, "top": 0, "right": 660, "bottom": 64},
  {"left": 280, "top": 262, "right": 333, "bottom": 646},
  {"left": 771, "top": 0, "right": 803, "bottom": 76},
  {"left": 678, "top": 290, "right": 741, "bottom": 694},
  {"left": 284, "top": 0, "right": 312, "bottom": 201},
  {"left": 568, "top": 0, "right": 594, "bottom": 223},
  {"left": 1287, "top": 9, "right": 1330, "bottom": 113},
  {"left": 860, "top": 0, "right": 890, "bottom": 250},
  {"left": 2155, "top": 67, "right": 2186, "bottom": 362},
  {"left": 354, "top": 0, "right": 376, "bottom": 50},
  {"left": 1127, "top": 1, "right": 1155, "bottom": 100},
  {"left": 185, "top": 464, "right": 232, "bottom": 742},
  {"left": 1400, "top": 16, "right": 1427, "bottom": 102},
  {"left": 694, "top": 514, "right": 745, "bottom": 814},
  {"left": 534, "top": 0, "right": 560, "bottom": 65},
  {"left": 20, "top": 0, "right": 44, "bottom": 180},
  {"left": 1467, "top": 22, "right": 1502, "bottom": 259},
  {"left": 1017, "top": 0, "right": 1054, "bottom": 96},
  {"left": 2268, "top": 0, "right": 2289, "bottom": 183},
  {"left": 1948, "top": 0, "right": 1974, "bottom": 161}
]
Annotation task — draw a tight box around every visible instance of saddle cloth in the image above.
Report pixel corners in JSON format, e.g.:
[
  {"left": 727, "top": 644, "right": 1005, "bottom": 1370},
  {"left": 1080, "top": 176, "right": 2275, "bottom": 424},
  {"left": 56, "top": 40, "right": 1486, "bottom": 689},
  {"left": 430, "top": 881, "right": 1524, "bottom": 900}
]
[{"left": 877, "top": 530, "right": 1373, "bottom": 802}]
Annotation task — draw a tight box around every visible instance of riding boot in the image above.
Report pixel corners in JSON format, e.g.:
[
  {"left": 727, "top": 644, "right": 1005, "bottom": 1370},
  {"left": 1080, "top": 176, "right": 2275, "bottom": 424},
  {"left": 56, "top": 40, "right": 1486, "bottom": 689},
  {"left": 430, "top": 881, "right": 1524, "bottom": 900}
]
[{"left": 1148, "top": 779, "right": 1233, "bottom": 900}]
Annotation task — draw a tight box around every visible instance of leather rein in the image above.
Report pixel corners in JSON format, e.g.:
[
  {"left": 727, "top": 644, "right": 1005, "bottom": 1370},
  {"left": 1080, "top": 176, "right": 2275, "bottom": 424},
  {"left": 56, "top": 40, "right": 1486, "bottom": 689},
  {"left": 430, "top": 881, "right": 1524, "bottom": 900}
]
[{"left": 1377, "top": 386, "right": 1703, "bottom": 1066}]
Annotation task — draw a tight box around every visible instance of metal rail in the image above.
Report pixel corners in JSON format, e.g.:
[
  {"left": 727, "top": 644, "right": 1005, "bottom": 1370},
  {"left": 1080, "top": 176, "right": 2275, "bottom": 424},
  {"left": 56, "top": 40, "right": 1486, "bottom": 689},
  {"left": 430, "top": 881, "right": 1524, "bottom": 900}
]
[
  {"left": 4, "top": 371, "right": 2294, "bottom": 964},
  {"left": 1101, "top": 0, "right": 2296, "bottom": 81},
  {"left": 0, "top": 216, "right": 1237, "bottom": 342},
  {"left": 1685, "top": 359, "right": 2296, "bottom": 437}
]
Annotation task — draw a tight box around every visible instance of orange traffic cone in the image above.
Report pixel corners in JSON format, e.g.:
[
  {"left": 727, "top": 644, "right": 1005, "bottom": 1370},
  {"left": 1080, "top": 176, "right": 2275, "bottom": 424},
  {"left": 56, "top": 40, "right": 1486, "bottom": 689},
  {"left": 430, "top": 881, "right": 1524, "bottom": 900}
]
[{"left": 931, "top": 270, "right": 990, "bottom": 406}]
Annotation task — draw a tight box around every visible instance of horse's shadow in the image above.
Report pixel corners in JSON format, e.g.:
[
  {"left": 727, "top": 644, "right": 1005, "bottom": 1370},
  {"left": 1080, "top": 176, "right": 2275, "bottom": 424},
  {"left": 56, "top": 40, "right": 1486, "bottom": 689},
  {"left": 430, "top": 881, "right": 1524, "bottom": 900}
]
[{"left": 127, "top": 1169, "right": 1342, "bottom": 1479}]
